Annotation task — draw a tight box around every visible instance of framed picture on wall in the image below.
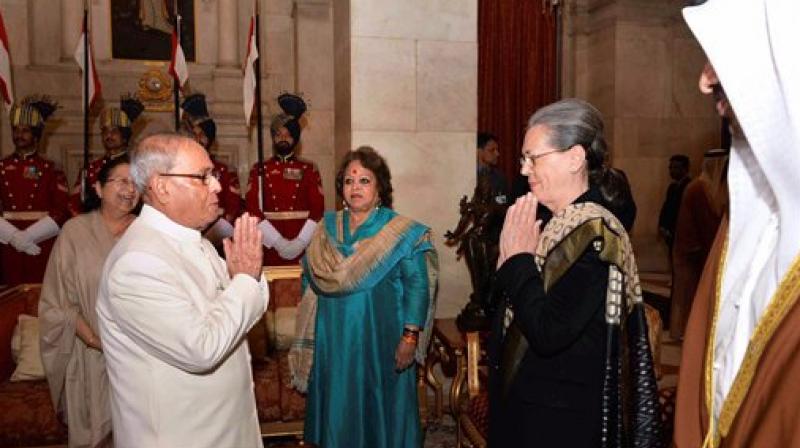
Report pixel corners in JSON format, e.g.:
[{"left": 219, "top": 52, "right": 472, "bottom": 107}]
[{"left": 111, "top": 0, "right": 196, "bottom": 61}]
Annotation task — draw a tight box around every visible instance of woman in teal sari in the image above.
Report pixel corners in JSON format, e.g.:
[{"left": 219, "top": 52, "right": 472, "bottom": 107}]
[{"left": 290, "top": 146, "right": 437, "bottom": 448}]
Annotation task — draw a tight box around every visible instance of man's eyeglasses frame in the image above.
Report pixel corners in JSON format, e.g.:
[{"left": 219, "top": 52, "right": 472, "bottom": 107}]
[{"left": 159, "top": 172, "right": 220, "bottom": 186}]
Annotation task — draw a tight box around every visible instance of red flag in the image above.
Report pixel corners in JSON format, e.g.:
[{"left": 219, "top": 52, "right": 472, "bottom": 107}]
[
  {"left": 168, "top": 16, "right": 188, "bottom": 89},
  {"left": 74, "top": 22, "right": 101, "bottom": 109},
  {"left": 0, "top": 11, "right": 14, "bottom": 108},
  {"left": 242, "top": 16, "right": 259, "bottom": 124}
]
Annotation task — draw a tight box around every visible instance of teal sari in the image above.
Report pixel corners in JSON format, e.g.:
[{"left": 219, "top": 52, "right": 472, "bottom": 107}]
[{"left": 299, "top": 207, "right": 437, "bottom": 448}]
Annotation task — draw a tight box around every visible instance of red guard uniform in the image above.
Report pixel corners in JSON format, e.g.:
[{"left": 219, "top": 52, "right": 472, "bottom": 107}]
[
  {"left": 245, "top": 156, "right": 324, "bottom": 266},
  {"left": 0, "top": 152, "right": 70, "bottom": 285},
  {"left": 213, "top": 158, "right": 243, "bottom": 223}
]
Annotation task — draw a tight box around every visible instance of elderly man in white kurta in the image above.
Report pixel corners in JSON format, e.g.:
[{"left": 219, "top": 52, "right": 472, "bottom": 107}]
[{"left": 96, "top": 134, "right": 268, "bottom": 448}]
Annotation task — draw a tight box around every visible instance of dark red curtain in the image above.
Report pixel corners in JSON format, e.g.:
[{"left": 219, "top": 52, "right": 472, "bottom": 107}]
[{"left": 478, "top": 0, "right": 559, "bottom": 189}]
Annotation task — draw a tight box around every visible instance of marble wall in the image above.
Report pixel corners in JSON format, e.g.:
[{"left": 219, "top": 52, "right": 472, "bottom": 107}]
[
  {"left": 565, "top": 0, "right": 720, "bottom": 272},
  {"left": 340, "top": 0, "right": 478, "bottom": 317},
  {"left": 0, "top": 0, "right": 338, "bottom": 205}
]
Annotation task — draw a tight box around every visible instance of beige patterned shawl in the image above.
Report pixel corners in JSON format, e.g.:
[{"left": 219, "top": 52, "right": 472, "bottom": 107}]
[{"left": 289, "top": 211, "right": 438, "bottom": 392}]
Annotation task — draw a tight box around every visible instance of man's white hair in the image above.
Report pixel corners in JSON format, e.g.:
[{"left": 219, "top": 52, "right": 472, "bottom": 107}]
[{"left": 129, "top": 133, "right": 191, "bottom": 193}]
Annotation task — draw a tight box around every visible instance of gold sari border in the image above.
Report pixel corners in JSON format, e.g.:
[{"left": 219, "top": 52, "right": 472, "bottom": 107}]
[
  {"left": 541, "top": 218, "right": 625, "bottom": 291},
  {"left": 305, "top": 211, "right": 417, "bottom": 294}
]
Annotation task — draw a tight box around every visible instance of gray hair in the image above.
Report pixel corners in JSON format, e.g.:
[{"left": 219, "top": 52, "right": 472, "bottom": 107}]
[
  {"left": 527, "top": 98, "right": 607, "bottom": 175},
  {"left": 527, "top": 98, "right": 630, "bottom": 208},
  {"left": 129, "top": 133, "right": 187, "bottom": 193}
]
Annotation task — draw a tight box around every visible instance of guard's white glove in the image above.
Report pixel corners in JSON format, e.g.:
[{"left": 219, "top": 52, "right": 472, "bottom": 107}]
[
  {"left": 277, "top": 238, "right": 306, "bottom": 260},
  {"left": 10, "top": 231, "right": 41, "bottom": 255},
  {"left": 24, "top": 216, "right": 60, "bottom": 244},
  {"left": 257, "top": 219, "right": 288, "bottom": 249},
  {"left": 204, "top": 217, "right": 234, "bottom": 245},
  {"left": 296, "top": 219, "right": 317, "bottom": 244},
  {"left": 276, "top": 220, "right": 317, "bottom": 260},
  {"left": 0, "top": 218, "right": 20, "bottom": 244}
]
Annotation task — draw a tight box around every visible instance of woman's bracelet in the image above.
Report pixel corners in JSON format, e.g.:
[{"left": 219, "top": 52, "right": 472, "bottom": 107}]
[
  {"left": 401, "top": 328, "right": 419, "bottom": 345},
  {"left": 401, "top": 333, "right": 418, "bottom": 345}
]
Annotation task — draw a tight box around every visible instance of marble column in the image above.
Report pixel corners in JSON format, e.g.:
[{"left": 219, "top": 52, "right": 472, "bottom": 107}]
[
  {"left": 217, "top": 0, "right": 239, "bottom": 67},
  {"left": 30, "top": 0, "right": 61, "bottom": 65},
  {"left": 61, "top": 0, "right": 83, "bottom": 61},
  {"left": 296, "top": 1, "right": 335, "bottom": 202},
  {"left": 567, "top": 0, "right": 719, "bottom": 272},
  {"left": 343, "top": 0, "right": 478, "bottom": 318}
]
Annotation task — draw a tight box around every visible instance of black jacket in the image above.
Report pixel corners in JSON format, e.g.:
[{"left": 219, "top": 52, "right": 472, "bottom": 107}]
[{"left": 488, "top": 190, "right": 608, "bottom": 447}]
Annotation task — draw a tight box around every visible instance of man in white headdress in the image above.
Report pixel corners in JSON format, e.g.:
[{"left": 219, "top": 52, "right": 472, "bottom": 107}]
[{"left": 674, "top": 0, "right": 800, "bottom": 446}]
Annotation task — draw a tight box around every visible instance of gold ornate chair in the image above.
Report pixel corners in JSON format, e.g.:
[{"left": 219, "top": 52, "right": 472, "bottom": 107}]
[
  {"left": 456, "top": 331, "right": 488, "bottom": 448},
  {"left": 253, "top": 266, "right": 306, "bottom": 439}
]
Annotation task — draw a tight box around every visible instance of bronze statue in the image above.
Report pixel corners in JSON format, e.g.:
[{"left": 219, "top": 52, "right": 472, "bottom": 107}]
[{"left": 445, "top": 173, "right": 507, "bottom": 331}]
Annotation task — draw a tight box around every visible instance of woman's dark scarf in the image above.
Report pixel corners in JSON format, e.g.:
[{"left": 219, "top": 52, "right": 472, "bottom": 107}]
[{"left": 501, "top": 202, "right": 663, "bottom": 447}]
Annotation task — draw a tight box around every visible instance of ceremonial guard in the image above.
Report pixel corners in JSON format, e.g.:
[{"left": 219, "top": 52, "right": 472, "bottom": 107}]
[
  {"left": 0, "top": 96, "right": 69, "bottom": 286},
  {"left": 246, "top": 93, "right": 324, "bottom": 266},
  {"left": 181, "top": 92, "right": 243, "bottom": 242},
  {"left": 68, "top": 94, "right": 144, "bottom": 214}
]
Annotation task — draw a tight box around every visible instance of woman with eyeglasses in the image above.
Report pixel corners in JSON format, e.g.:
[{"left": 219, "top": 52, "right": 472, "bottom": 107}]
[
  {"left": 39, "top": 155, "right": 141, "bottom": 448},
  {"left": 488, "top": 98, "right": 662, "bottom": 447}
]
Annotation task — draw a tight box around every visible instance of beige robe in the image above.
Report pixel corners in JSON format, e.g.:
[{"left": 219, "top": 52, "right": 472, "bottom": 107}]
[{"left": 39, "top": 211, "right": 115, "bottom": 448}]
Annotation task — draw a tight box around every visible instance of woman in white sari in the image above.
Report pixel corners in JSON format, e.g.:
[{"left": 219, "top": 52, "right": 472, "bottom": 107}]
[{"left": 39, "top": 156, "right": 140, "bottom": 448}]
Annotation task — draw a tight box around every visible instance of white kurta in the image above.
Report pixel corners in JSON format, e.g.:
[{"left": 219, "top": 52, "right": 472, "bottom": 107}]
[{"left": 96, "top": 205, "right": 268, "bottom": 448}]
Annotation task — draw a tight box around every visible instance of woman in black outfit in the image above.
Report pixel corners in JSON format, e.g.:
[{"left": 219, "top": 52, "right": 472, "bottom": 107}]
[{"left": 489, "top": 99, "right": 661, "bottom": 447}]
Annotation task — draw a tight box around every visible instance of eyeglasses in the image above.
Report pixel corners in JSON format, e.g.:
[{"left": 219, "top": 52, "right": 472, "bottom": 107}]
[
  {"left": 519, "top": 148, "right": 563, "bottom": 166},
  {"left": 159, "top": 171, "right": 220, "bottom": 186},
  {"left": 106, "top": 177, "right": 136, "bottom": 188}
]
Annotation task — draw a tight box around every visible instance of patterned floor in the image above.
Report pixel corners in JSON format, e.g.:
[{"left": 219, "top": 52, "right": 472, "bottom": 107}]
[
  {"left": 262, "top": 417, "right": 458, "bottom": 448},
  {"left": 424, "top": 416, "right": 458, "bottom": 448},
  {"left": 262, "top": 416, "right": 458, "bottom": 448}
]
